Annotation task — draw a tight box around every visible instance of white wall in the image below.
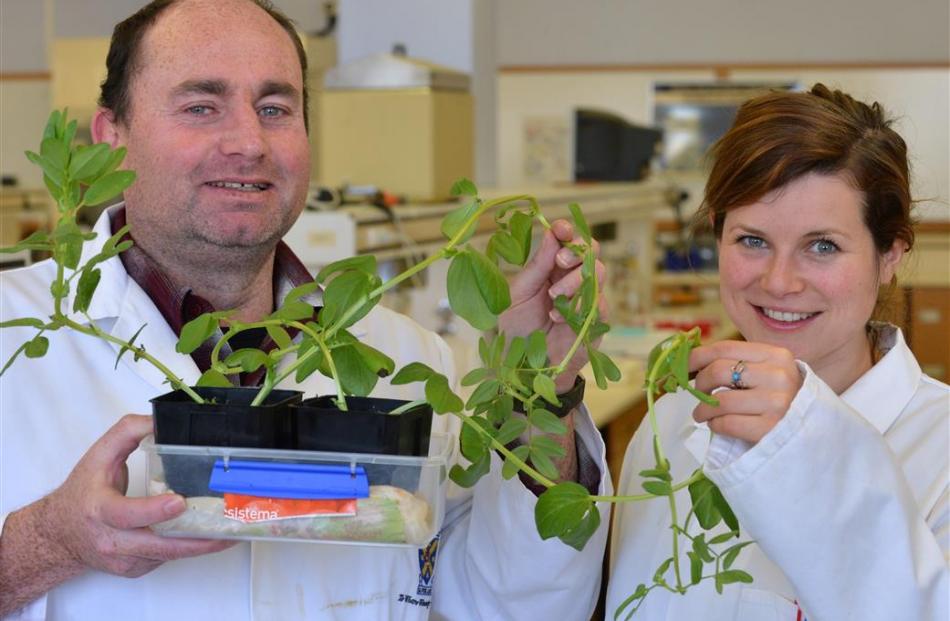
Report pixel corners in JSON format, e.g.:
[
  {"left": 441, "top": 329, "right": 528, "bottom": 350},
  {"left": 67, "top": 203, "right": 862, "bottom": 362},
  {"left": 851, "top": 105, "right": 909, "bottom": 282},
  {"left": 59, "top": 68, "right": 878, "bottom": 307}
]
[
  {"left": 498, "top": 69, "right": 950, "bottom": 220},
  {"left": 495, "top": 0, "right": 950, "bottom": 65}
]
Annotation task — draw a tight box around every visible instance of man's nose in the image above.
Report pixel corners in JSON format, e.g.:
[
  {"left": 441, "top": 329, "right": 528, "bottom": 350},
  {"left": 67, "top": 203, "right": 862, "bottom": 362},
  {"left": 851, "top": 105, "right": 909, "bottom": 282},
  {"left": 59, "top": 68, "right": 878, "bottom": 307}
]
[
  {"left": 219, "top": 108, "right": 266, "bottom": 159},
  {"left": 759, "top": 253, "right": 806, "bottom": 297}
]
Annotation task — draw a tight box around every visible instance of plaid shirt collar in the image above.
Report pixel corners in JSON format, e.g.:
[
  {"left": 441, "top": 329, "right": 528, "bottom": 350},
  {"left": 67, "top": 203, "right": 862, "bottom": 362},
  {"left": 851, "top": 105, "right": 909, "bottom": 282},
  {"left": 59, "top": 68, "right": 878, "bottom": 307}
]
[{"left": 110, "top": 206, "right": 317, "bottom": 385}]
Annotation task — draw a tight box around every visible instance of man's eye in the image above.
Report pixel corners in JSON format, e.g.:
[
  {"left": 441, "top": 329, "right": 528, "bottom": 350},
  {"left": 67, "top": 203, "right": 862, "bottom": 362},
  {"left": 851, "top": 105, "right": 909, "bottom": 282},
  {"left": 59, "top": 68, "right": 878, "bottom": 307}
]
[
  {"left": 185, "top": 105, "right": 212, "bottom": 115},
  {"left": 259, "top": 106, "right": 285, "bottom": 118},
  {"left": 738, "top": 235, "right": 766, "bottom": 249}
]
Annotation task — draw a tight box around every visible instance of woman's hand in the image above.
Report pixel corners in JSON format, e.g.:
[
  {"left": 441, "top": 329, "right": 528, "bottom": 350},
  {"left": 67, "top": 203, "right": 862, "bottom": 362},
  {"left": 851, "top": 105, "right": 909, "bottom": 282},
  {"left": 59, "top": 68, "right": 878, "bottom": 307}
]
[{"left": 689, "top": 340, "right": 804, "bottom": 444}]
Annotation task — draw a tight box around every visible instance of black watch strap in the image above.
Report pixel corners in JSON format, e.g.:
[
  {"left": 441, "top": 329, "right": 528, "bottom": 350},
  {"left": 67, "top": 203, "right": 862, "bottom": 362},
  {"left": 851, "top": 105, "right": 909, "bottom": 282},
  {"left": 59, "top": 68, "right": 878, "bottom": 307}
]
[{"left": 515, "top": 375, "right": 586, "bottom": 418}]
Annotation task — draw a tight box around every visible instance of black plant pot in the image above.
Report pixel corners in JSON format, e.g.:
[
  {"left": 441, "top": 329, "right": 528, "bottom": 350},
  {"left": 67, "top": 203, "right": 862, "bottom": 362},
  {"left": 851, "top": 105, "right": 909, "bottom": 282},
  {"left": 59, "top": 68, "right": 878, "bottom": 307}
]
[
  {"left": 151, "top": 386, "right": 302, "bottom": 496},
  {"left": 293, "top": 396, "right": 432, "bottom": 455},
  {"left": 293, "top": 396, "right": 433, "bottom": 488}
]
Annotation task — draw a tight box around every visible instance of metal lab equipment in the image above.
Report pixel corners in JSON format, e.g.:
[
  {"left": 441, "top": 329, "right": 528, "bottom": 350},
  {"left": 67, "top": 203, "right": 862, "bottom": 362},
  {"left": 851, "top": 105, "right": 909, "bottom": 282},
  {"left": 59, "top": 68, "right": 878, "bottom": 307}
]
[{"left": 317, "top": 49, "right": 474, "bottom": 202}]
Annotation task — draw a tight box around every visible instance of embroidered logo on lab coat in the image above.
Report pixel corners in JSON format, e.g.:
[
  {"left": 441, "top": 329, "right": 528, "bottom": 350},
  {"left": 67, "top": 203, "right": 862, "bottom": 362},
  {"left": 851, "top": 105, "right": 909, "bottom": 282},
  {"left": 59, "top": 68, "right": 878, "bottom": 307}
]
[{"left": 416, "top": 534, "right": 441, "bottom": 597}]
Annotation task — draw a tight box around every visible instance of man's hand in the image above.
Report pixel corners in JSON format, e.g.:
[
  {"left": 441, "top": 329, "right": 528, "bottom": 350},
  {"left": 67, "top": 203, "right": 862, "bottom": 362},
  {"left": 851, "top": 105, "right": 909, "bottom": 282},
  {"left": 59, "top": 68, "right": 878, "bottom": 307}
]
[
  {"left": 0, "top": 415, "right": 233, "bottom": 615},
  {"left": 498, "top": 219, "right": 608, "bottom": 393}
]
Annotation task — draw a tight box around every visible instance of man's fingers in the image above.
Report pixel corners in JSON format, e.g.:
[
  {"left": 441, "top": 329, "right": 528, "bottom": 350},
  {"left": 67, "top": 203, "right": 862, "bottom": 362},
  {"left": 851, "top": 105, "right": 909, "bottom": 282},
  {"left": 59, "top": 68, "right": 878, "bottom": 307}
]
[
  {"left": 548, "top": 259, "right": 607, "bottom": 300},
  {"left": 509, "top": 228, "right": 562, "bottom": 301},
  {"left": 86, "top": 414, "right": 153, "bottom": 472},
  {"left": 99, "top": 492, "right": 186, "bottom": 530},
  {"left": 117, "top": 528, "right": 235, "bottom": 563}
]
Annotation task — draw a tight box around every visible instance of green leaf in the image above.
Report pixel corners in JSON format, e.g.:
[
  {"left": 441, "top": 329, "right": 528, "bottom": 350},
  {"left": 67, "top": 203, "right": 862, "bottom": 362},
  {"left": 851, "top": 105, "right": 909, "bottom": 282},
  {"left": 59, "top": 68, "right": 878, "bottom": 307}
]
[
  {"left": 468, "top": 249, "right": 511, "bottom": 315},
  {"left": 224, "top": 348, "right": 269, "bottom": 373},
  {"left": 526, "top": 330, "right": 548, "bottom": 369},
  {"left": 281, "top": 281, "right": 320, "bottom": 304},
  {"left": 63, "top": 119, "right": 78, "bottom": 147},
  {"left": 196, "top": 368, "right": 233, "bottom": 388},
  {"left": 529, "top": 408, "right": 567, "bottom": 434},
  {"left": 458, "top": 416, "right": 492, "bottom": 461},
  {"left": 449, "top": 452, "right": 490, "bottom": 488},
  {"left": 553, "top": 294, "right": 583, "bottom": 333},
  {"left": 40, "top": 137, "right": 68, "bottom": 171},
  {"left": 501, "top": 444, "right": 530, "bottom": 480},
  {"left": 466, "top": 378, "right": 501, "bottom": 410},
  {"left": 450, "top": 178, "right": 478, "bottom": 197},
  {"left": 503, "top": 336, "right": 526, "bottom": 369},
  {"left": 43, "top": 109, "right": 61, "bottom": 140},
  {"left": 672, "top": 338, "right": 690, "bottom": 387},
  {"left": 508, "top": 211, "right": 533, "bottom": 265},
  {"left": 447, "top": 252, "right": 496, "bottom": 330},
  {"left": 709, "top": 531, "right": 739, "bottom": 545},
  {"left": 24, "top": 335, "right": 49, "bottom": 358},
  {"left": 273, "top": 300, "right": 315, "bottom": 322},
  {"left": 722, "top": 541, "right": 753, "bottom": 570},
  {"left": 391, "top": 361, "right": 436, "bottom": 385},
  {"left": 533, "top": 374, "right": 560, "bottom": 406},
  {"left": 688, "top": 475, "right": 723, "bottom": 530},
  {"left": 460, "top": 367, "right": 490, "bottom": 386},
  {"left": 715, "top": 491, "right": 740, "bottom": 533},
  {"left": 534, "top": 482, "right": 600, "bottom": 551},
  {"left": 68, "top": 143, "right": 111, "bottom": 181},
  {"left": 494, "top": 417, "right": 528, "bottom": 446},
  {"left": 265, "top": 325, "right": 293, "bottom": 350},
  {"left": 82, "top": 170, "right": 136, "bottom": 206},
  {"left": 717, "top": 569, "right": 753, "bottom": 587},
  {"left": 333, "top": 344, "right": 379, "bottom": 396},
  {"left": 568, "top": 203, "right": 592, "bottom": 245},
  {"left": 488, "top": 231, "right": 523, "bottom": 265},
  {"left": 440, "top": 198, "right": 480, "bottom": 243},
  {"left": 688, "top": 551, "right": 703, "bottom": 585},
  {"left": 176, "top": 314, "right": 218, "bottom": 354},
  {"left": 51, "top": 218, "right": 84, "bottom": 271},
  {"left": 490, "top": 332, "right": 506, "bottom": 367},
  {"left": 529, "top": 445, "right": 559, "bottom": 479},
  {"left": 100, "top": 147, "right": 127, "bottom": 176},
  {"left": 315, "top": 255, "right": 376, "bottom": 284},
  {"left": 530, "top": 435, "right": 566, "bottom": 458},
  {"left": 73, "top": 267, "right": 101, "bottom": 313},
  {"left": 638, "top": 468, "right": 672, "bottom": 482},
  {"left": 642, "top": 480, "right": 672, "bottom": 496},
  {"left": 425, "top": 373, "right": 463, "bottom": 414},
  {"left": 319, "top": 270, "right": 379, "bottom": 330},
  {"left": 0, "top": 229, "right": 51, "bottom": 254},
  {"left": 352, "top": 342, "right": 394, "bottom": 378},
  {"left": 692, "top": 533, "right": 715, "bottom": 563},
  {"left": 653, "top": 557, "right": 674, "bottom": 583},
  {"left": 114, "top": 323, "right": 147, "bottom": 369},
  {"left": 486, "top": 393, "right": 514, "bottom": 426},
  {"left": 685, "top": 382, "right": 720, "bottom": 406},
  {"left": 25, "top": 150, "right": 63, "bottom": 189},
  {"left": 0, "top": 317, "right": 45, "bottom": 329}
]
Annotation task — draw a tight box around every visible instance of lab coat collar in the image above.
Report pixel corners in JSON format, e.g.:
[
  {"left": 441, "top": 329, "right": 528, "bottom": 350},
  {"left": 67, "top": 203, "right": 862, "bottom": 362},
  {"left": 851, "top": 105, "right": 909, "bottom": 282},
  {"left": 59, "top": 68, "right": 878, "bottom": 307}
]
[{"left": 839, "top": 324, "right": 919, "bottom": 435}]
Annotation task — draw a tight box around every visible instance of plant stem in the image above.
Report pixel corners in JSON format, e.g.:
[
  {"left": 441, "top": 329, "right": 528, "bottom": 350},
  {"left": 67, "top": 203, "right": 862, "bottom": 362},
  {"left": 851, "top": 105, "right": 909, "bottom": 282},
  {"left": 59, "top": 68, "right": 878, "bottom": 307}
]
[
  {"left": 590, "top": 470, "right": 703, "bottom": 503},
  {"left": 452, "top": 410, "right": 557, "bottom": 488},
  {"left": 60, "top": 314, "right": 204, "bottom": 403}
]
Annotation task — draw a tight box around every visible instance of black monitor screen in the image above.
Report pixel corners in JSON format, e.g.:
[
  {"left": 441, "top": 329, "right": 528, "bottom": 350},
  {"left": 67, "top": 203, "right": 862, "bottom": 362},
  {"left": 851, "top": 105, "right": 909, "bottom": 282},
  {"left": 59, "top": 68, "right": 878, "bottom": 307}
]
[{"left": 573, "top": 108, "right": 662, "bottom": 182}]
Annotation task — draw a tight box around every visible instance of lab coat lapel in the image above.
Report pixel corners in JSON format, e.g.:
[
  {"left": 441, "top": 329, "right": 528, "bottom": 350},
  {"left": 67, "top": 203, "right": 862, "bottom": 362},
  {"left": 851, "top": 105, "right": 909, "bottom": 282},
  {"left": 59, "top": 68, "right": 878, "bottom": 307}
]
[{"left": 69, "top": 209, "right": 202, "bottom": 393}]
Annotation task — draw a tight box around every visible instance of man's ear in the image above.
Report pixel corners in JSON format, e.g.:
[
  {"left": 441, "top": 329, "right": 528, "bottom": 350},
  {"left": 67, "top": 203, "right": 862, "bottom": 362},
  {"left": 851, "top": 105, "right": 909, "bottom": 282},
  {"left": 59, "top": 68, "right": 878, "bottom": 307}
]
[{"left": 90, "top": 108, "right": 124, "bottom": 147}]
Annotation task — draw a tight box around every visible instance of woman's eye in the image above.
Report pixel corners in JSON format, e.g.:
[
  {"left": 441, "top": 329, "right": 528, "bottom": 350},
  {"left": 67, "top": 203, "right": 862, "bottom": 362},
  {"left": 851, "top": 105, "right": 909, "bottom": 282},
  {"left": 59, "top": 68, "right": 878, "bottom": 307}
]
[
  {"left": 738, "top": 235, "right": 766, "bottom": 249},
  {"left": 811, "top": 239, "right": 839, "bottom": 254}
]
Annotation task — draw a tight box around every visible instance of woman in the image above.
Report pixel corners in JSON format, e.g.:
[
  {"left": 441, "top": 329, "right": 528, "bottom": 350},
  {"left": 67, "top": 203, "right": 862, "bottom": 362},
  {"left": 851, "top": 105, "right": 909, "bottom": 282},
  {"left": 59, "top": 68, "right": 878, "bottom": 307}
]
[{"left": 608, "top": 84, "right": 948, "bottom": 620}]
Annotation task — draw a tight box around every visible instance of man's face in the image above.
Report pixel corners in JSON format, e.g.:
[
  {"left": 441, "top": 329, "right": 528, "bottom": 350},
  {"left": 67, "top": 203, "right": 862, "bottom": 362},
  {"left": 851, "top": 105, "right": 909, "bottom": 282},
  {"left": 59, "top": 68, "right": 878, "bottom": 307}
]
[{"left": 111, "top": 0, "right": 310, "bottom": 257}]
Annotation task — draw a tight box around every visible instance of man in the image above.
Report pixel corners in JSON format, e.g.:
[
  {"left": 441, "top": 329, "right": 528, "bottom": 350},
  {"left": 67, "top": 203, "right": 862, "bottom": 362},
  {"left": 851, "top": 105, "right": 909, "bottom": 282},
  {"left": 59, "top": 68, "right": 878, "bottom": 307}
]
[{"left": 0, "top": 1, "right": 610, "bottom": 619}]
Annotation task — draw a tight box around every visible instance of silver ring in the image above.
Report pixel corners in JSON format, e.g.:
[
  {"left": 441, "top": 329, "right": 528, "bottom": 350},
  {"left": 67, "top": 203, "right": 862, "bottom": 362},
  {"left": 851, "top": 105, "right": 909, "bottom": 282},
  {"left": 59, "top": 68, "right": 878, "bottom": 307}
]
[{"left": 730, "top": 360, "right": 747, "bottom": 389}]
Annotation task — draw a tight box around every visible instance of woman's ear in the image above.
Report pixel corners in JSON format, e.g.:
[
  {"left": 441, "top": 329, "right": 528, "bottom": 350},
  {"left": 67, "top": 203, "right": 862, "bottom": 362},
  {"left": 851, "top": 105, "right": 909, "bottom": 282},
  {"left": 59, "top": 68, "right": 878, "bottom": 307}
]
[
  {"left": 879, "top": 238, "right": 907, "bottom": 286},
  {"left": 90, "top": 108, "right": 123, "bottom": 147}
]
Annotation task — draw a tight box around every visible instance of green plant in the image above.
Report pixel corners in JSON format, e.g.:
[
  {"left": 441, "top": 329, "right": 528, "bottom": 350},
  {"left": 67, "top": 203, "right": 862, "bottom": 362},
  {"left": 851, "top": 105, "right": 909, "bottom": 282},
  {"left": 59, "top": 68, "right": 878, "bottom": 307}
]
[{"left": 1, "top": 109, "right": 753, "bottom": 617}]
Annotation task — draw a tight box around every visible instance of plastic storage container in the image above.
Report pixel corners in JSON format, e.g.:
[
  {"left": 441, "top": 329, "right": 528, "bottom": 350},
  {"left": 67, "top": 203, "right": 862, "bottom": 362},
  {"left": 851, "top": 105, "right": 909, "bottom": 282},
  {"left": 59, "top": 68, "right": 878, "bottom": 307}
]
[{"left": 141, "top": 432, "right": 453, "bottom": 548}]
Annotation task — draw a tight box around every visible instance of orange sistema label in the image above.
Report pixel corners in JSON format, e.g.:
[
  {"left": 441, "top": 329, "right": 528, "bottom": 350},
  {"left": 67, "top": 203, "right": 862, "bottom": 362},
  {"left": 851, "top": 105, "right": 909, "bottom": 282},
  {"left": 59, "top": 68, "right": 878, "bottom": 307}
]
[{"left": 222, "top": 493, "right": 357, "bottom": 523}]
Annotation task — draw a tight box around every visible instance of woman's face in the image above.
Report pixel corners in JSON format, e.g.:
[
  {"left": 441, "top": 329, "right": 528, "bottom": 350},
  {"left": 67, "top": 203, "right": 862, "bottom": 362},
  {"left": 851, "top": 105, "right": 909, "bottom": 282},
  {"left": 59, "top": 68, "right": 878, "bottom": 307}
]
[{"left": 718, "top": 172, "right": 904, "bottom": 380}]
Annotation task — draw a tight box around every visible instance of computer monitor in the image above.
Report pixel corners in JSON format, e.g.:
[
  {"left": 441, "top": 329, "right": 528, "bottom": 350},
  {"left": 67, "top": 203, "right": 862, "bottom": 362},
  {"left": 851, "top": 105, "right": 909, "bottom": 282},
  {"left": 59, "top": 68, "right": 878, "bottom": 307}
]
[{"left": 573, "top": 108, "right": 663, "bottom": 182}]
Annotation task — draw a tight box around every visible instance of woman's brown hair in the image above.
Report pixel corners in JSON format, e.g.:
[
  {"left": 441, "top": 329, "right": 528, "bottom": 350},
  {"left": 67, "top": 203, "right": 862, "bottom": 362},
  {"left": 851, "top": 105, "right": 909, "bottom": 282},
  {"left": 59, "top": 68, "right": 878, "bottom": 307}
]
[{"left": 698, "top": 83, "right": 915, "bottom": 256}]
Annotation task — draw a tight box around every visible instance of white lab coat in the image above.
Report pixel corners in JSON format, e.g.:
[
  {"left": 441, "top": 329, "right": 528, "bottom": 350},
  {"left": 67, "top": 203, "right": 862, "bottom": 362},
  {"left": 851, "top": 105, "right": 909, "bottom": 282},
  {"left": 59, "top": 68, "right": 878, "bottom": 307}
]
[
  {"left": 0, "top": 209, "right": 611, "bottom": 621},
  {"left": 607, "top": 324, "right": 949, "bottom": 621}
]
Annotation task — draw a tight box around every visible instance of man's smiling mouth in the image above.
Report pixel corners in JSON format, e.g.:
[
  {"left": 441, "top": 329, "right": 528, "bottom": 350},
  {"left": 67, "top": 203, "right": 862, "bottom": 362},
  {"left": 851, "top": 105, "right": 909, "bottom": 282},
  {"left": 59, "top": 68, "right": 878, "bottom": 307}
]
[{"left": 206, "top": 181, "right": 271, "bottom": 192}]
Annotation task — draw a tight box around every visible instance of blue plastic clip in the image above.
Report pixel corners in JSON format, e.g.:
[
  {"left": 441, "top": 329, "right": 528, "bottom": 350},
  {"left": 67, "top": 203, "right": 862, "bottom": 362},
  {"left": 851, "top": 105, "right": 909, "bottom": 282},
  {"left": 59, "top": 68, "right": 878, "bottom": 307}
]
[{"left": 208, "top": 460, "right": 370, "bottom": 499}]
